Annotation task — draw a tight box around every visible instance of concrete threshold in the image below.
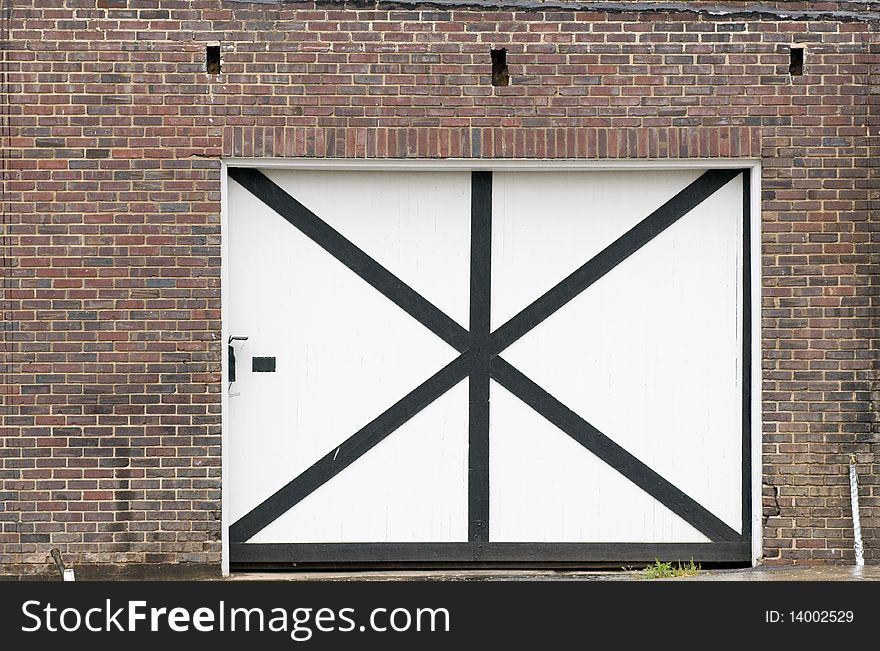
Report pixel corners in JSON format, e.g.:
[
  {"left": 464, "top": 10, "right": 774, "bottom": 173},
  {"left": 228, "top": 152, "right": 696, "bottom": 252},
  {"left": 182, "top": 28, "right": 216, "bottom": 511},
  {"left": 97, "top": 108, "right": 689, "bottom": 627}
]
[{"left": 230, "top": 565, "right": 880, "bottom": 582}]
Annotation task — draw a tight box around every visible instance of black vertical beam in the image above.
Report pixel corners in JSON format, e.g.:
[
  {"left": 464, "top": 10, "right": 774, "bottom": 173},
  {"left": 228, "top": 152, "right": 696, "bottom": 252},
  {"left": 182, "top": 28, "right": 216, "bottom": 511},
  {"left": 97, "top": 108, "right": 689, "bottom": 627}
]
[
  {"left": 469, "top": 171, "right": 492, "bottom": 545},
  {"left": 741, "top": 169, "right": 753, "bottom": 543}
]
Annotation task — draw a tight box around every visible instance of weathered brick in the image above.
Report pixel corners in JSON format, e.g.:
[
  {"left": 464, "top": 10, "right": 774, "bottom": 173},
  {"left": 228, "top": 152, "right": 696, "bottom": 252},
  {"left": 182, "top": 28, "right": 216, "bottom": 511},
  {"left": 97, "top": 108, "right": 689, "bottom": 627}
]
[{"left": 0, "top": 0, "right": 878, "bottom": 576}]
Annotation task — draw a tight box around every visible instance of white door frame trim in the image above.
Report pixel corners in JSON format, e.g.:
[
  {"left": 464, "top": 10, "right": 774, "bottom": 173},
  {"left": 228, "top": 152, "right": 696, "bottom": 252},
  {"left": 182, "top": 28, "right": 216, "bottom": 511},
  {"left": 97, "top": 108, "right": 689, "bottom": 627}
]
[{"left": 219, "top": 157, "right": 763, "bottom": 575}]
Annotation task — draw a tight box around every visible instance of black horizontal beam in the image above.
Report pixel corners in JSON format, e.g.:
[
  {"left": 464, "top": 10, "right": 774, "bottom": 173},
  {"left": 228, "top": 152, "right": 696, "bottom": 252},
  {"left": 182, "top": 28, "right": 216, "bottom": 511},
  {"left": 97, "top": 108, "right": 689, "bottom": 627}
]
[{"left": 230, "top": 542, "right": 751, "bottom": 564}]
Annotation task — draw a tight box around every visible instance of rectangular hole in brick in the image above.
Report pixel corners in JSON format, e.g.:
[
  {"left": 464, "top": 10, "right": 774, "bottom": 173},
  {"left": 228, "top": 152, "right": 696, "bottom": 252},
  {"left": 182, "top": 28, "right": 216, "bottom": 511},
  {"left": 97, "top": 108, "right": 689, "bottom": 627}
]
[
  {"left": 206, "top": 44, "right": 221, "bottom": 75},
  {"left": 491, "top": 48, "right": 509, "bottom": 87},
  {"left": 789, "top": 46, "right": 804, "bottom": 76}
]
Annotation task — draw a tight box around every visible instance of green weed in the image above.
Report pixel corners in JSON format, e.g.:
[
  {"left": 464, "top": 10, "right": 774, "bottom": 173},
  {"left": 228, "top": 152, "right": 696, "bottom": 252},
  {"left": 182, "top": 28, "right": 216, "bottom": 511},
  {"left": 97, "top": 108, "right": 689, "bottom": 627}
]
[{"left": 639, "top": 559, "right": 700, "bottom": 579}]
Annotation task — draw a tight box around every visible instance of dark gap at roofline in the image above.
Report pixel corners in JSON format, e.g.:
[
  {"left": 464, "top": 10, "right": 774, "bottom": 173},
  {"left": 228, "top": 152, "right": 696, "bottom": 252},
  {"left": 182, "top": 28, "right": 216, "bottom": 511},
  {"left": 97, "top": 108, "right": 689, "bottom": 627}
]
[
  {"left": 789, "top": 45, "right": 805, "bottom": 76},
  {"left": 222, "top": 0, "right": 880, "bottom": 23},
  {"left": 490, "top": 48, "right": 509, "bottom": 88},
  {"left": 206, "top": 44, "right": 221, "bottom": 75}
]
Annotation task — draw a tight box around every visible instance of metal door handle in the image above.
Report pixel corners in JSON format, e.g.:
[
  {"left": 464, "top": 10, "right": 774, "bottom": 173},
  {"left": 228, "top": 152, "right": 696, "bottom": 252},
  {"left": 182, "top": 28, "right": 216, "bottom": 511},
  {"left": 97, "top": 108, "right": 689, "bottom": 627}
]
[{"left": 228, "top": 336, "right": 249, "bottom": 383}]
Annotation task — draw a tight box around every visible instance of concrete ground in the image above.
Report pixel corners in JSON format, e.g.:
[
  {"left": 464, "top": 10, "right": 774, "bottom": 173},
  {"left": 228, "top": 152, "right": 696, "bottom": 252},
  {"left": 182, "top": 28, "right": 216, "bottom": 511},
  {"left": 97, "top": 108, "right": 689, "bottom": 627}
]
[
  {"left": 230, "top": 565, "right": 880, "bottom": 582},
  {"left": 7, "top": 562, "right": 877, "bottom": 581}
]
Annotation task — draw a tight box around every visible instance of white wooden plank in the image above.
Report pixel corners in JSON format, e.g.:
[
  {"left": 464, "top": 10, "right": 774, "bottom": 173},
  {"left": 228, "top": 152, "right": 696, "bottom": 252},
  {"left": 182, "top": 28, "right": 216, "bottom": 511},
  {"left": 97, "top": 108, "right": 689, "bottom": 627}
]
[
  {"left": 490, "top": 169, "right": 703, "bottom": 330},
  {"left": 502, "top": 174, "right": 744, "bottom": 532},
  {"left": 489, "top": 380, "right": 710, "bottom": 543},
  {"left": 227, "top": 177, "right": 459, "bottom": 523},
  {"left": 251, "top": 380, "right": 469, "bottom": 543},
  {"left": 264, "top": 169, "right": 472, "bottom": 328}
]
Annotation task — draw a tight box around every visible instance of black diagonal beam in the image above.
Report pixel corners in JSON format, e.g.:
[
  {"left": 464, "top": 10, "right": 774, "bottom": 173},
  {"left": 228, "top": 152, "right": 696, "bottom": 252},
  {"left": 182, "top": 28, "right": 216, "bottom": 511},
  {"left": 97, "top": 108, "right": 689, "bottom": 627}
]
[
  {"left": 469, "top": 171, "right": 492, "bottom": 543},
  {"left": 489, "top": 357, "right": 741, "bottom": 542},
  {"left": 230, "top": 353, "right": 472, "bottom": 543},
  {"left": 490, "top": 168, "right": 743, "bottom": 355},
  {"left": 229, "top": 167, "right": 470, "bottom": 353}
]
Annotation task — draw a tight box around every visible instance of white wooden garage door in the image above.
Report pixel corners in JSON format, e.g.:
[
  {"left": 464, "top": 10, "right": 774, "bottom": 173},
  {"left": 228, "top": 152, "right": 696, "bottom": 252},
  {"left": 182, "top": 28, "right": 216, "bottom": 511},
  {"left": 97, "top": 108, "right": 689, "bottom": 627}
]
[{"left": 225, "top": 165, "right": 752, "bottom": 565}]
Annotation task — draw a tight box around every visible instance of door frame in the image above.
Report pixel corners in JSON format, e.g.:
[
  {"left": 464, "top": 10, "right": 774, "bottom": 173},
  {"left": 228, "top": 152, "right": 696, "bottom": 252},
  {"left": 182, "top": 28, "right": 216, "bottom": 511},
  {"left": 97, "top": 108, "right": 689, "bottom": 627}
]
[{"left": 220, "top": 158, "right": 763, "bottom": 575}]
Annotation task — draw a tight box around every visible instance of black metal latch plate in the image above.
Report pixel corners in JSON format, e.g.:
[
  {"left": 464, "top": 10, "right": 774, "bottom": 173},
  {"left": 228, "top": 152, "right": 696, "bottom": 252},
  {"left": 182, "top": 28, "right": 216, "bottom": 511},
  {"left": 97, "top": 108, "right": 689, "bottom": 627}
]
[{"left": 252, "top": 357, "right": 276, "bottom": 373}]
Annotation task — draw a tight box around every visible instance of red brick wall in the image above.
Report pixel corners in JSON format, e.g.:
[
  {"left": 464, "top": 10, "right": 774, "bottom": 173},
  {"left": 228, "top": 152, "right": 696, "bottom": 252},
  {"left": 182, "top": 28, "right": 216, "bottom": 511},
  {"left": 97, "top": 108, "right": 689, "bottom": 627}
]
[{"left": 1, "top": 0, "right": 878, "bottom": 574}]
